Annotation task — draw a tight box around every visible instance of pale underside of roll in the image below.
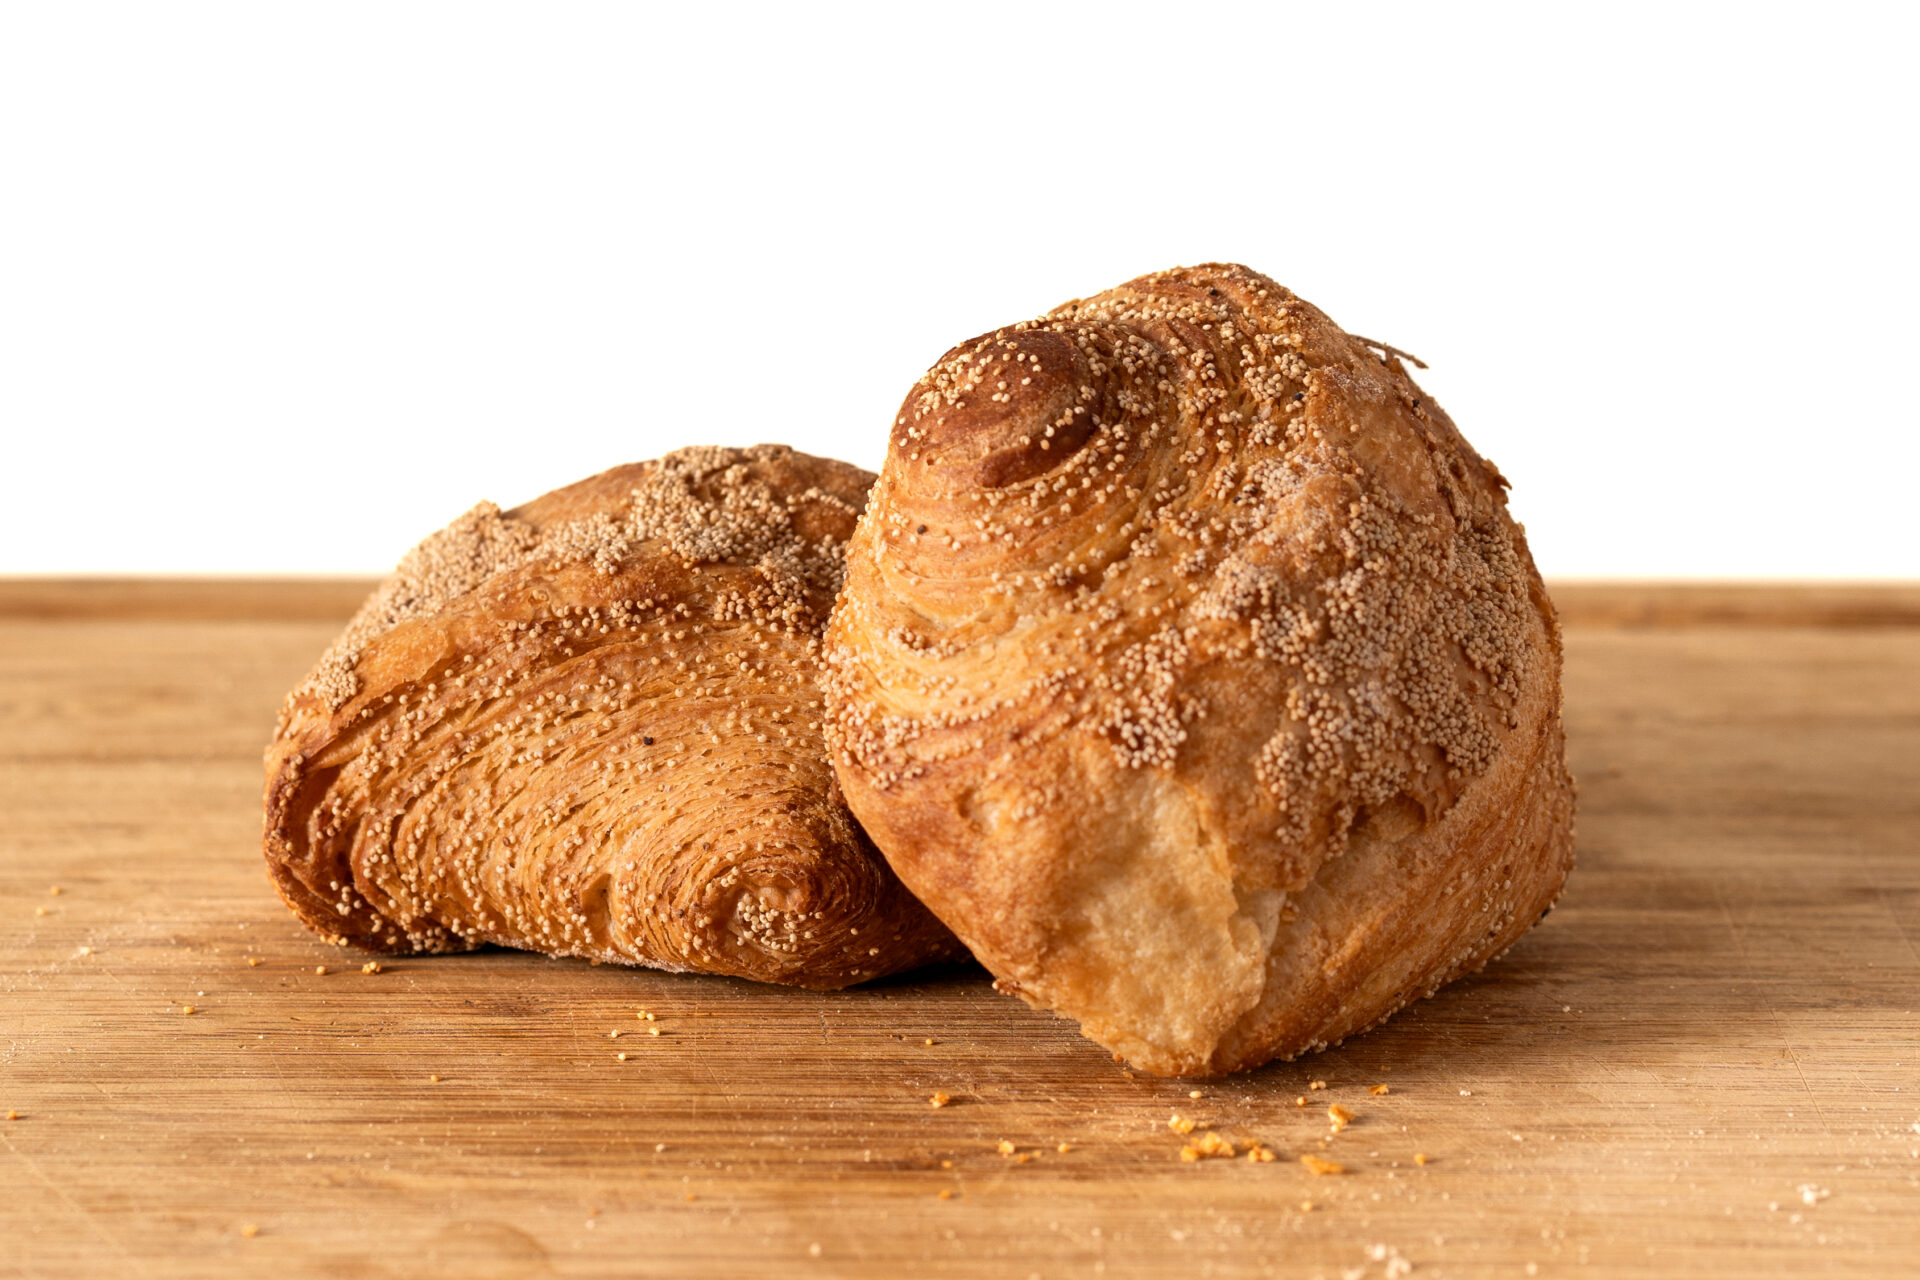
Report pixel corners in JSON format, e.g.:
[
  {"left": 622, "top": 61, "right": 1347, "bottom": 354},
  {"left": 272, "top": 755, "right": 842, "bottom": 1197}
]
[
  {"left": 264, "top": 444, "right": 961, "bottom": 990},
  {"left": 825, "top": 264, "right": 1576, "bottom": 1073}
]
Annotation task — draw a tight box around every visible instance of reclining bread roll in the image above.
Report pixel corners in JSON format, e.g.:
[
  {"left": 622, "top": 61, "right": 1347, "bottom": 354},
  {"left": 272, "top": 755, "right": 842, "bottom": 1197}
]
[
  {"left": 824, "top": 264, "right": 1575, "bottom": 1072},
  {"left": 264, "top": 444, "right": 959, "bottom": 989}
]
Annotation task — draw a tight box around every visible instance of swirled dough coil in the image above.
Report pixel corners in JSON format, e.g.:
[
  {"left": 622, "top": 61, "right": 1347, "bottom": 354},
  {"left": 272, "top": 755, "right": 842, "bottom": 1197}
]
[
  {"left": 264, "top": 445, "right": 961, "bottom": 989},
  {"left": 824, "top": 265, "right": 1575, "bottom": 1072}
]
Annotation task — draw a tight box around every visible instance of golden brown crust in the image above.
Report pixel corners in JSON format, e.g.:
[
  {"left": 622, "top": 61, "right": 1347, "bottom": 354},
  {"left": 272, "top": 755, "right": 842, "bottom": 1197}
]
[
  {"left": 263, "top": 445, "right": 961, "bottom": 989},
  {"left": 824, "top": 265, "right": 1575, "bottom": 1071}
]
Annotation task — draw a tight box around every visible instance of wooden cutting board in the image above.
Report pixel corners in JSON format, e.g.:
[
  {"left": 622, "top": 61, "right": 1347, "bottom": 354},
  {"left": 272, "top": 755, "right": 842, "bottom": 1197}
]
[{"left": 2, "top": 580, "right": 1916, "bottom": 1278}]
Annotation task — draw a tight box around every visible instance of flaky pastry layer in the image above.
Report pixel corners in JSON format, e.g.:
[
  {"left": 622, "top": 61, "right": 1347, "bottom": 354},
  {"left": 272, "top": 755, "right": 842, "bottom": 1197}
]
[
  {"left": 825, "top": 265, "right": 1575, "bottom": 1071},
  {"left": 264, "top": 445, "right": 960, "bottom": 989}
]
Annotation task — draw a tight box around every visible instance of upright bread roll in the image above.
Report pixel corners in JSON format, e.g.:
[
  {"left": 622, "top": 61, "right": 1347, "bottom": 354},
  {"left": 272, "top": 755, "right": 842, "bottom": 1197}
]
[
  {"left": 264, "top": 444, "right": 959, "bottom": 989},
  {"left": 824, "top": 265, "right": 1575, "bottom": 1072}
]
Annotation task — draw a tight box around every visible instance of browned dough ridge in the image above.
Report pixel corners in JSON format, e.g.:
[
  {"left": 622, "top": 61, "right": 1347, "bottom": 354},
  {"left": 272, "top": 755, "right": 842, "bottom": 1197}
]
[
  {"left": 824, "top": 265, "right": 1575, "bottom": 1072},
  {"left": 264, "top": 444, "right": 961, "bottom": 989}
]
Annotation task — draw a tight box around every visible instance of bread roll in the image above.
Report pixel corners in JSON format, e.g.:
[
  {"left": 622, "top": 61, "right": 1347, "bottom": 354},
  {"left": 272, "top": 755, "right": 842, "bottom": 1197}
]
[
  {"left": 824, "top": 264, "right": 1575, "bottom": 1072},
  {"left": 264, "top": 445, "right": 959, "bottom": 989}
]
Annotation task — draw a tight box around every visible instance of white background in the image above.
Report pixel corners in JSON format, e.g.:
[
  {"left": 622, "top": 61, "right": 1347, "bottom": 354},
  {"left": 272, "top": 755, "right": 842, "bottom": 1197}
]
[{"left": 2, "top": 3, "right": 1914, "bottom": 578}]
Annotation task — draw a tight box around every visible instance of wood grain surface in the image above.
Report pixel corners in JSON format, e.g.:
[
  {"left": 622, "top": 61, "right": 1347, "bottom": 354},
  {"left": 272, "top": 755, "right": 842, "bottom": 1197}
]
[{"left": 2, "top": 582, "right": 1917, "bottom": 1278}]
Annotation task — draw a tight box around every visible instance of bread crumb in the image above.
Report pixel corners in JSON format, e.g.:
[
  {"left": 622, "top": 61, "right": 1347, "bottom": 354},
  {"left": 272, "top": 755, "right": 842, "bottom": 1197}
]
[
  {"left": 1299, "top": 1200, "right": 1315, "bottom": 1212},
  {"left": 180, "top": 1005, "right": 197, "bottom": 1015},
  {"left": 929, "top": 1092, "right": 952, "bottom": 1108},
  {"left": 937, "top": 1189, "right": 954, "bottom": 1200},
  {"left": 1458, "top": 1090, "right": 1472, "bottom": 1097},
  {"left": 5, "top": 1110, "right": 19, "bottom": 1121},
  {"left": 924, "top": 1038, "right": 937, "bottom": 1046},
  {"left": 360, "top": 961, "right": 382, "bottom": 975},
  {"left": 1369, "top": 1084, "right": 1391, "bottom": 1095},
  {"left": 1245, "top": 1143, "right": 1277, "bottom": 1163},
  {"left": 76, "top": 946, "right": 93, "bottom": 957},
  {"left": 648, "top": 1027, "right": 661, "bottom": 1037},
  {"left": 1328, "top": 1104, "right": 1354, "bottom": 1133},
  {"left": 637, "top": 1011, "right": 655, "bottom": 1021},
  {"left": 1369, "top": 1244, "right": 1413, "bottom": 1278},
  {"left": 1414, "top": 1153, "right": 1430, "bottom": 1166},
  {"left": 1056, "top": 1143, "right": 1071, "bottom": 1154},
  {"left": 49, "top": 886, "right": 62, "bottom": 896},
  {"left": 246, "top": 957, "right": 261, "bottom": 967},
  {"left": 997, "top": 1140, "right": 1016, "bottom": 1156},
  {"left": 1188, "top": 1090, "right": 1203, "bottom": 1099},
  {"left": 616, "top": 1052, "right": 629, "bottom": 1061},
  {"left": 609, "top": 1030, "right": 621, "bottom": 1039},
  {"left": 1168, "top": 1113, "right": 1197, "bottom": 1135},
  {"left": 1309, "top": 1080, "right": 1328, "bottom": 1091},
  {"left": 1295, "top": 1096, "right": 1308, "bottom": 1107},
  {"left": 315, "top": 966, "right": 329, "bottom": 976},
  {"left": 33, "top": 906, "right": 45, "bottom": 916},
  {"left": 1300, "top": 1155, "right": 1346, "bottom": 1176},
  {"left": 239, "top": 1224, "right": 259, "bottom": 1239},
  {"left": 1180, "top": 1132, "right": 1236, "bottom": 1162},
  {"left": 428, "top": 1074, "right": 442, "bottom": 1083}
]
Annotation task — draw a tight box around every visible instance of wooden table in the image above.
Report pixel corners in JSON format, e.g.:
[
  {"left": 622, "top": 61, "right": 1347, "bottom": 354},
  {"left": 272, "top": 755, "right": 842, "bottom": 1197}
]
[{"left": 3, "top": 581, "right": 1917, "bottom": 1278}]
